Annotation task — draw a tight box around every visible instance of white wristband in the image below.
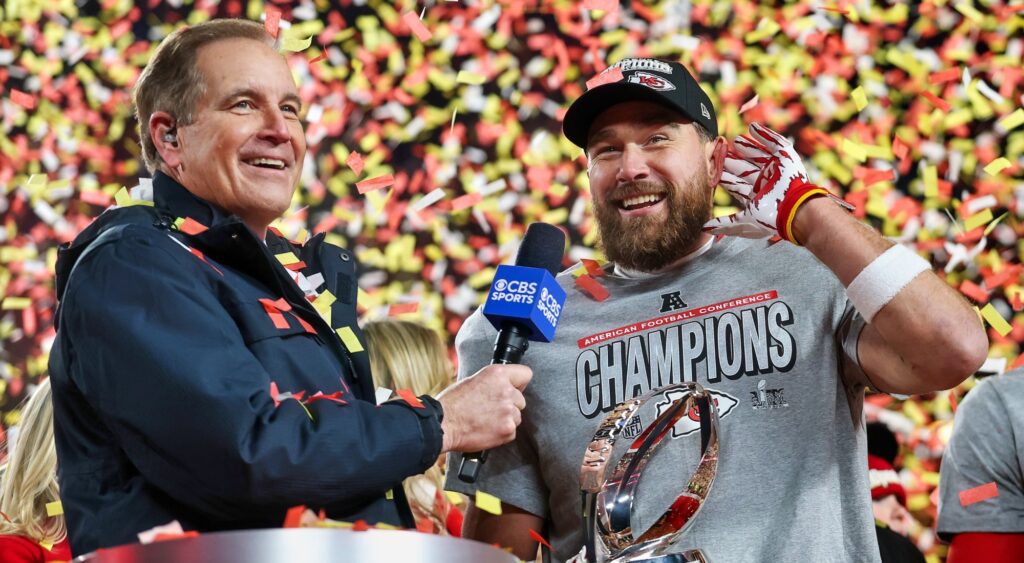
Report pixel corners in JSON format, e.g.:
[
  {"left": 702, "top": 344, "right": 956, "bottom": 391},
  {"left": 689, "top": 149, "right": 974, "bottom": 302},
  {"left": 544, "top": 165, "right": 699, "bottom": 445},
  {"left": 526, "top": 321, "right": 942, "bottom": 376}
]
[{"left": 846, "top": 244, "right": 931, "bottom": 323}]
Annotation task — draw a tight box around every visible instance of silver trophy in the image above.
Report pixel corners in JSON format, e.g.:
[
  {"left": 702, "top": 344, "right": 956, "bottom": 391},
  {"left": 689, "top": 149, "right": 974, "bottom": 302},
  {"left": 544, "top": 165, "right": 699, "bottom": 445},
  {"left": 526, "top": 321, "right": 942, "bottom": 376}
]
[{"left": 571, "top": 382, "right": 719, "bottom": 563}]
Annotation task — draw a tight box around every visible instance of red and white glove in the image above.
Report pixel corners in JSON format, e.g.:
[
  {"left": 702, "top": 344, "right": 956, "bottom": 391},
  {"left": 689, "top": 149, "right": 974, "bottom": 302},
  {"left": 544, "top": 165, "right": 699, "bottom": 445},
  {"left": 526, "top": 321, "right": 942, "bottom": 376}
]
[{"left": 703, "top": 123, "right": 848, "bottom": 244}]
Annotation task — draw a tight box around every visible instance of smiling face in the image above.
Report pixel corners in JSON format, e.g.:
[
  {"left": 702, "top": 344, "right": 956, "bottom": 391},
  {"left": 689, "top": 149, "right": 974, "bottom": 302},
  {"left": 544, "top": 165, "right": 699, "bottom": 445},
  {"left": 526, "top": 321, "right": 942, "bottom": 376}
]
[
  {"left": 585, "top": 101, "right": 725, "bottom": 272},
  {"left": 153, "top": 37, "right": 305, "bottom": 238}
]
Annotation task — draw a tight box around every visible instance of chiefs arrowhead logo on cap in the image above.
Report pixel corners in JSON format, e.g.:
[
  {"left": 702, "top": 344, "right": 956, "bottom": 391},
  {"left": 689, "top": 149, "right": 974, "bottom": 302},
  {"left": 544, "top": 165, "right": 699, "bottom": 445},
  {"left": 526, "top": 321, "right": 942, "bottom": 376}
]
[{"left": 627, "top": 71, "right": 676, "bottom": 92}]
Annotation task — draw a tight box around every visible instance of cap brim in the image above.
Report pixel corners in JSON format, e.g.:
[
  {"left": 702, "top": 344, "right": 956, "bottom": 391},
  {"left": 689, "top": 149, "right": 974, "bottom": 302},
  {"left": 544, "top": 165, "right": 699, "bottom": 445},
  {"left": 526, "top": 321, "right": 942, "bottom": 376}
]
[{"left": 562, "top": 82, "right": 692, "bottom": 149}]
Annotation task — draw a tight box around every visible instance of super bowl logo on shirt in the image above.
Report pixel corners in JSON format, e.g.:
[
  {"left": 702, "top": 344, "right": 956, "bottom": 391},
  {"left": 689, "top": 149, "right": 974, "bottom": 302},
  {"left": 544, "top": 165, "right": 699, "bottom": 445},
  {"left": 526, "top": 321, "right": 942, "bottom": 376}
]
[
  {"left": 628, "top": 71, "right": 675, "bottom": 91},
  {"left": 654, "top": 388, "right": 738, "bottom": 438}
]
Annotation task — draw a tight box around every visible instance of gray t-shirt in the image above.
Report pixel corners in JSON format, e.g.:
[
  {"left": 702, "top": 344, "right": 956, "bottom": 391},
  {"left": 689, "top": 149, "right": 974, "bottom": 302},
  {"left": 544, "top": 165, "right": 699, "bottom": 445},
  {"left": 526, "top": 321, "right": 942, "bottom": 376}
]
[
  {"left": 446, "top": 236, "right": 880, "bottom": 562},
  {"left": 938, "top": 371, "right": 1024, "bottom": 539}
]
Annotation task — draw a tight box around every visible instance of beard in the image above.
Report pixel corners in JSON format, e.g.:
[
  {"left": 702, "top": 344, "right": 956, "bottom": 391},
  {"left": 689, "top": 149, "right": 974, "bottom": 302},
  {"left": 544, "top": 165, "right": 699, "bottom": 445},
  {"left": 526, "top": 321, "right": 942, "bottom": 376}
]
[{"left": 594, "top": 167, "right": 713, "bottom": 273}]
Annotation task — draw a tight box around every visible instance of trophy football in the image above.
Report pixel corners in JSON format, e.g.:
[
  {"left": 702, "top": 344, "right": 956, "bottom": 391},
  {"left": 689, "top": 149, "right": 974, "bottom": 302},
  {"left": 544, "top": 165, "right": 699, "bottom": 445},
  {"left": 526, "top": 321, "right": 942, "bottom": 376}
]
[{"left": 571, "top": 382, "right": 719, "bottom": 563}]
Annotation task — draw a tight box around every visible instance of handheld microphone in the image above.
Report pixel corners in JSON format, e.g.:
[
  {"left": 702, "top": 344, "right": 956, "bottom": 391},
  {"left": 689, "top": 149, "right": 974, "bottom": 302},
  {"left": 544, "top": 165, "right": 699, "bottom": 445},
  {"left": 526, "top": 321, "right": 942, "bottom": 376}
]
[{"left": 458, "top": 222, "right": 567, "bottom": 483}]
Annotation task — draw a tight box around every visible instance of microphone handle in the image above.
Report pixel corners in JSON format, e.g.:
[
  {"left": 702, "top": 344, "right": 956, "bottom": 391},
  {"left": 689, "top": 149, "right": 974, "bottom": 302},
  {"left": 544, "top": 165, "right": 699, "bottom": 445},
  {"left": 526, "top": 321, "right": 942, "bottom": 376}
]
[{"left": 457, "top": 324, "right": 530, "bottom": 483}]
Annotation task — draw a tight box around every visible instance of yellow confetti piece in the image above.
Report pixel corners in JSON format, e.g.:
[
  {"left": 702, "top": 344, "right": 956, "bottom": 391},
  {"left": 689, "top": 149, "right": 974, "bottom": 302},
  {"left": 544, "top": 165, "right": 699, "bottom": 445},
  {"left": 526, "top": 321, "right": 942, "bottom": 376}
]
[
  {"left": 313, "top": 290, "right": 336, "bottom": 315},
  {"left": 842, "top": 139, "right": 868, "bottom": 162},
  {"left": 851, "top": 86, "right": 868, "bottom": 111},
  {"left": 1, "top": 297, "right": 31, "bottom": 310},
  {"left": 983, "top": 212, "right": 1008, "bottom": 236},
  {"left": 456, "top": 70, "right": 486, "bottom": 85},
  {"left": 997, "top": 108, "right": 1024, "bottom": 132},
  {"left": 45, "top": 500, "right": 63, "bottom": 517},
  {"left": 275, "top": 252, "right": 300, "bottom": 266},
  {"left": 953, "top": 1, "right": 984, "bottom": 23},
  {"left": 964, "top": 209, "right": 994, "bottom": 231},
  {"left": 39, "top": 540, "right": 54, "bottom": 552},
  {"left": 983, "top": 157, "right": 1011, "bottom": 176},
  {"left": 475, "top": 490, "right": 502, "bottom": 515},
  {"left": 385, "top": 489, "right": 394, "bottom": 500},
  {"left": 979, "top": 304, "right": 1012, "bottom": 337},
  {"left": 923, "top": 165, "right": 938, "bottom": 198},
  {"left": 336, "top": 326, "right": 365, "bottom": 353},
  {"left": 114, "top": 187, "right": 131, "bottom": 206},
  {"left": 445, "top": 491, "right": 464, "bottom": 505},
  {"left": 281, "top": 34, "right": 313, "bottom": 52}
]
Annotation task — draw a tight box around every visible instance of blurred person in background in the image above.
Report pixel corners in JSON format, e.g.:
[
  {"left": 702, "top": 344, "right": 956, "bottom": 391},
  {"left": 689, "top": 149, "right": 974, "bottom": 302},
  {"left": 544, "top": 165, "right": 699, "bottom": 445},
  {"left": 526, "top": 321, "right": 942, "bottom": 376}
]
[
  {"left": 0, "top": 378, "right": 71, "bottom": 562},
  {"left": 868, "top": 453, "right": 924, "bottom": 563},
  {"left": 365, "top": 319, "right": 465, "bottom": 537},
  {"left": 938, "top": 371, "right": 1024, "bottom": 562}
]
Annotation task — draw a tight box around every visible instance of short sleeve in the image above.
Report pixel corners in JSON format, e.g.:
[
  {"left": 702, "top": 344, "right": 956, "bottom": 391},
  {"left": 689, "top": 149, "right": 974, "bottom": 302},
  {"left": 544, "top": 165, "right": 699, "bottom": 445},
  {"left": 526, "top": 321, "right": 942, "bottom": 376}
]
[
  {"left": 443, "top": 309, "right": 550, "bottom": 518},
  {"left": 938, "top": 376, "right": 1024, "bottom": 538}
]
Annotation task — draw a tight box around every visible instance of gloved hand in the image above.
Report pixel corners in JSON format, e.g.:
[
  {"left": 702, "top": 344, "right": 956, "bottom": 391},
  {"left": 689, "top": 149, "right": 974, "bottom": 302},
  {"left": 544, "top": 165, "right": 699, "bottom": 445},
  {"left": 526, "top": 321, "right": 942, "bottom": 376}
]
[{"left": 704, "top": 123, "right": 848, "bottom": 244}]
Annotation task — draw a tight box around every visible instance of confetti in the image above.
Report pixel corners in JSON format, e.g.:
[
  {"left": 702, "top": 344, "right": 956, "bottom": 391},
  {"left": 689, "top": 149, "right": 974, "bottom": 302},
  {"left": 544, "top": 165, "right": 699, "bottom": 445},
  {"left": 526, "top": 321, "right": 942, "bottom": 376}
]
[
  {"left": 979, "top": 304, "right": 1012, "bottom": 337},
  {"left": 403, "top": 11, "right": 433, "bottom": 42},
  {"left": 395, "top": 388, "right": 425, "bottom": 408},
  {"left": 851, "top": 87, "right": 868, "bottom": 111},
  {"left": 264, "top": 7, "right": 282, "bottom": 39},
  {"left": 283, "top": 505, "right": 306, "bottom": 528},
  {"left": 738, "top": 94, "right": 759, "bottom": 115},
  {"left": 529, "top": 528, "right": 553, "bottom": 550},
  {"left": 336, "top": 326, "right": 365, "bottom": 353},
  {"left": 576, "top": 274, "right": 609, "bottom": 302},
  {"left": 45, "top": 501, "right": 63, "bottom": 517},
  {"left": 996, "top": 109, "right": 1024, "bottom": 132},
  {"left": 475, "top": 491, "right": 502, "bottom": 515},
  {"left": 585, "top": 67, "right": 624, "bottom": 90},
  {"left": 9, "top": 89, "right": 35, "bottom": 109},
  {"left": 983, "top": 157, "right": 1011, "bottom": 176},
  {"left": 959, "top": 482, "right": 998, "bottom": 506},
  {"left": 177, "top": 217, "right": 208, "bottom": 235},
  {"left": 388, "top": 302, "right": 419, "bottom": 316},
  {"left": 456, "top": 71, "right": 487, "bottom": 85},
  {"left": 346, "top": 151, "right": 365, "bottom": 176},
  {"left": 355, "top": 175, "right": 395, "bottom": 194}
]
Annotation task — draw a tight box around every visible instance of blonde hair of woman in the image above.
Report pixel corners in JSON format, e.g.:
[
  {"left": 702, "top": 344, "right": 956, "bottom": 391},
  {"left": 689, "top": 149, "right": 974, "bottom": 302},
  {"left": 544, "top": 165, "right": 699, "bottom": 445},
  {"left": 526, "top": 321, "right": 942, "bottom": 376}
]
[
  {"left": 363, "top": 319, "right": 459, "bottom": 535},
  {"left": 0, "top": 378, "right": 66, "bottom": 547}
]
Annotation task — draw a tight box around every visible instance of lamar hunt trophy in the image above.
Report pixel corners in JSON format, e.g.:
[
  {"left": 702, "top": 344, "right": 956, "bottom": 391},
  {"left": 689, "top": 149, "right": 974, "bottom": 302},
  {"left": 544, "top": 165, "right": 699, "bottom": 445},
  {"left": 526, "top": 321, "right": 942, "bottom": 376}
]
[{"left": 572, "top": 382, "right": 720, "bottom": 563}]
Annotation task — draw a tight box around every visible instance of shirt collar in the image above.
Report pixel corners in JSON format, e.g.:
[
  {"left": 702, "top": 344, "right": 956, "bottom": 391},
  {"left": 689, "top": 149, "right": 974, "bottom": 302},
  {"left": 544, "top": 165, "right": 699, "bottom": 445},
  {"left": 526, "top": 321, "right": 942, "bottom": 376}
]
[{"left": 152, "top": 171, "right": 234, "bottom": 229}]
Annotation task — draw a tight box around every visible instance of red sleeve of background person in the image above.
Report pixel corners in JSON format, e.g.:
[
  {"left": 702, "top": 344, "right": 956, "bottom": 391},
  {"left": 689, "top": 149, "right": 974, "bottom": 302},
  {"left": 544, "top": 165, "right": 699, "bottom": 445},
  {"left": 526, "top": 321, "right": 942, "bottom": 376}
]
[
  {"left": 0, "top": 535, "right": 71, "bottom": 563},
  {"left": 946, "top": 532, "right": 1024, "bottom": 563}
]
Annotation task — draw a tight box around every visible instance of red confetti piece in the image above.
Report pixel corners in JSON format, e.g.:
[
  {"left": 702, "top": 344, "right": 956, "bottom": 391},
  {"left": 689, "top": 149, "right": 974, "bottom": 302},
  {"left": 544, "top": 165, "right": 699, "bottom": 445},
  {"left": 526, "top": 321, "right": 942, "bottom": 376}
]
[
  {"left": 346, "top": 150, "right": 365, "bottom": 176},
  {"left": 388, "top": 302, "right": 419, "bottom": 316},
  {"left": 283, "top": 260, "right": 308, "bottom": 271},
  {"left": 188, "top": 247, "right": 223, "bottom": 276},
  {"left": 9, "top": 89, "right": 36, "bottom": 109},
  {"left": 928, "top": 68, "right": 962, "bottom": 84},
  {"left": 403, "top": 12, "right": 433, "bottom": 42},
  {"left": 451, "top": 192, "right": 483, "bottom": 211},
  {"left": 356, "top": 174, "right": 395, "bottom": 194},
  {"left": 921, "top": 91, "right": 952, "bottom": 112},
  {"left": 576, "top": 274, "right": 609, "bottom": 301},
  {"left": 153, "top": 531, "right": 199, "bottom": 542},
  {"left": 581, "top": 258, "right": 604, "bottom": 277},
  {"left": 959, "top": 482, "right": 999, "bottom": 507},
  {"left": 264, "top": 7, "right": 281, "bottom": 39},
  {"left": 178, "top": 217, "right": 208, "bottom": 235},
  {"left": 855, "top": 168, "right": 895, "bottom": 188},
  {"left": 309, "top": 46, "right": 328, "bottom": 65},
  {"left": 79, "top": 190, "right": 113, "bottom": 206},
  {"left": 259, "top": 298, "right": 291, "bottom": 329},
  {"left": 529, "top": 528, "right": 553, "bottom": 550},
  {"left": 305, "top": 390, "right": 347, "bottom": 406},
  {"left": 283, "top": 505, "right": 305, "bottom": 528},
  {"left": 583, "top": 0, "right": 618, "bottom": 13},
  {"left": 948, "top": 389, "right": 958, "bottom": 413},
  {"left": 352, "top": 519, "right": 371, "bottom": 531},
  {"left": 1009, "top": 352, "right": 1024, "bottom": 371},
  {"left": 395, "top": 388, "right": 425, "bottom": 408},
  {"left": 585, "top": 67, "right": 624, "bottom": 90},
  {"left": 0, "top": 510, "right": 10, "bottom": 522},
  {"left": 1013, "top": 292, "right": 1023, "bottom": 312},
  {"left": 892, "top": 137, "right": 910, "bottom": 160},
  {"left": 270, "top": 381, "right": 282, "bottom": 407},
  {"left": 959, "top": 280, "right": 990, "bottom": 303}
]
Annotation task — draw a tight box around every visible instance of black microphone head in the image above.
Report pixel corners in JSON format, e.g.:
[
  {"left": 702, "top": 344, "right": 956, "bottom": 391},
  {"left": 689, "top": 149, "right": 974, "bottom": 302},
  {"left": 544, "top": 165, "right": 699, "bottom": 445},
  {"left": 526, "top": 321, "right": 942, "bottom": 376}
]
[{"left": 515, "top": 222, "right": 565, "bottom": 276}]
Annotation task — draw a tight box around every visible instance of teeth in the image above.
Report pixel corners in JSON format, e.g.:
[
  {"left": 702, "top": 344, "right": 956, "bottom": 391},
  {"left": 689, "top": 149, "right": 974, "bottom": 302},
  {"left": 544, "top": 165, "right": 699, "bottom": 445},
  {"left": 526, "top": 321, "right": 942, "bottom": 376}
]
[
  {"left": 621, "top": 194, "right": 664, "bottom": 209},
  {"left": 247, "top": 158, "right": 286, "bottom": 169}
]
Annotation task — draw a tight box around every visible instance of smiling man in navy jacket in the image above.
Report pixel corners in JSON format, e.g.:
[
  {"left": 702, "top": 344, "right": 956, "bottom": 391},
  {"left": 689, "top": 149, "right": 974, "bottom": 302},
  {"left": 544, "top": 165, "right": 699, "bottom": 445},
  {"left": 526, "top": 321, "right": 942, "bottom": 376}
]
[{"left": 48, "top": 19, "right": 531, "bottom": 555}]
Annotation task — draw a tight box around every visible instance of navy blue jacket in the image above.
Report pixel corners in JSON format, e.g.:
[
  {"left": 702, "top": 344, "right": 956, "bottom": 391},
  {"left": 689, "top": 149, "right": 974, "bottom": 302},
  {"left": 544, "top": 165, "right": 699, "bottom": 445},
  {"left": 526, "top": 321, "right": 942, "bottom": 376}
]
[{"left": 49, "top": 172, "right": 444, "bottom": 555}]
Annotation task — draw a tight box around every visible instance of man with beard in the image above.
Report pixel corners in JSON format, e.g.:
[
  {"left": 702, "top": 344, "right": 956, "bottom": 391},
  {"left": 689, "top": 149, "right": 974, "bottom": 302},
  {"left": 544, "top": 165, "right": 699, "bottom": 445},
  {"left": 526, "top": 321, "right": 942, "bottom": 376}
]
[{"left": 445, "top": 58, "right": 986, "bottom": 562}]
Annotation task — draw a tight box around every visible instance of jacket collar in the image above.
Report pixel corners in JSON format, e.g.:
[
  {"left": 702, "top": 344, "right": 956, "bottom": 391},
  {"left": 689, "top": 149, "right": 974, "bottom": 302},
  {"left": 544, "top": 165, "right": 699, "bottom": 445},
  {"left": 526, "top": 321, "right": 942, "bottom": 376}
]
[{"left": 153, "top": 171, "right": 234, "bottom": 229}]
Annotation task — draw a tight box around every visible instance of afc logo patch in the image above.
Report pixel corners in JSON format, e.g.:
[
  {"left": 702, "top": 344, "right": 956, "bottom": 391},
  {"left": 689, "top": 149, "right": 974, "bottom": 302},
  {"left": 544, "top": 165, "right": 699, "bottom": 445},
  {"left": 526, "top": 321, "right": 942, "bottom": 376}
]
[
  {"left": 660, "top": 291, "right": 687, "bottom": 313},
  {"left": 628, "top": 71, "right": 676, "bottom": 92}
]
